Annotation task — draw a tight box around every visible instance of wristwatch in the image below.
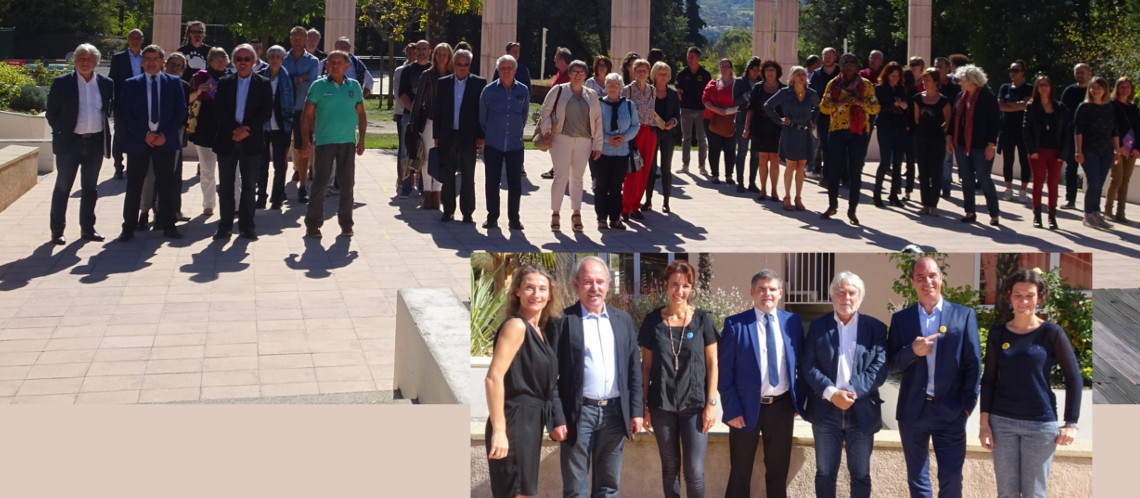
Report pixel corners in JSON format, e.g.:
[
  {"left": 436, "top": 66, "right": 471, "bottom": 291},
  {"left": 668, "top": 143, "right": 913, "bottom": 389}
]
[
  {"left": 706, "top": 398, "right": 718, "bottom": 406},
  {"left": 1064, "top": 422, "right": 1079, "bottom": 429}
]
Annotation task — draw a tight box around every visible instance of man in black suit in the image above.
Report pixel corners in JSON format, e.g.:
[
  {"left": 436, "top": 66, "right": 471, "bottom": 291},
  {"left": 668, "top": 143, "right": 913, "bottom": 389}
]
[
  {"left": 549, "top": 256, "right": 644, "bottom": 498},
  {"left": 212, "top": 43, "right": 273, "bottom": 240},
  {"left": 45, "top": 43, "right": 114, "bottom": 245},
  {"left": 116, "top": 45, "right": 188, "bottom": 241},
  {"left": 433, "top": 49, "right": 486, "bottom": 223},
  {"left": 108, "top": 29, "right": 145, "bottom": 179}
]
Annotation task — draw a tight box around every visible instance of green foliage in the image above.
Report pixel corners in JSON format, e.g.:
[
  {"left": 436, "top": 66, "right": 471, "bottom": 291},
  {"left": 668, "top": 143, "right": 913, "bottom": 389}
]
[
  {"left": 1055, "top": 0, "right": 1140, "bottom": 84},
  {"left": 0, "top": 63, "right": 63, "bottom": 113},
  {"left": 361, "top": 0, "right": 423, "bottom": 43},
  {"left": 607, "top": 285, "right": 752, "bottom": 337},
  {"left": 184, "top": 0, "right": 324, "bottom": 47},
  {"left": 8, "top": 84, "right": 47, "bottom": 113},
  {"left": 885, "top": 252, "right": 983, "bottom": 314},
  {"left": 1036, "top": 268, "right": 1093, "bottom": 386},
  {"left": 0, "top": 64, "right": 35, "bottom": 111},
  {"left": 704, "top": 26, "right": 751, "bottom": 74},
  {"left": 470, "top": 260, "right": 509, "bottom": 357}
]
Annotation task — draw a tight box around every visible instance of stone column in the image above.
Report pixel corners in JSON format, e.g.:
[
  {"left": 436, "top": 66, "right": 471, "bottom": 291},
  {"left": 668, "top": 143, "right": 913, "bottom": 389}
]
[
  {"left": 908, "top": 0, "right": 933, "bottom": 67},
  {"left": 752, "top": 0, "right": 775, "bottom": 62},
  {"left": 480, "top": 0, "right": 517, "bottom": 79},
  {"left": 611, "top": 0, "right": 650, "bottom": 62},
  {"left": 152, "top": 0, "right": 183, "bottom": 55},
  {"left": 325, "top": 0, "right": 356, "bottom": 52},
  {"left": 774, "top": 0, "right": 799, "bottom": 81}
]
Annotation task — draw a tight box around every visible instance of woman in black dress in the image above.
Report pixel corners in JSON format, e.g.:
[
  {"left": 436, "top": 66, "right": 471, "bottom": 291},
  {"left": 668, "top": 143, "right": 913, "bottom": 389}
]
[
  {"left": 743, "top": 60, "right": 786, "bottom": 202},
  {"left": 485, "top": 264, "right": 563, "bottom": 498},
  {"left": 639, "top": 260, "right": 718, "bottom": 498}
]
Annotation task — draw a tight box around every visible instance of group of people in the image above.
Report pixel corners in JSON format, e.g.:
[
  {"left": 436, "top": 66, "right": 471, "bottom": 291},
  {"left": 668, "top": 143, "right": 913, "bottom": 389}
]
[
  {"left": 485, "top": 256, "right": 1083, "bottom": 498},
  {"left": 46, "top": 23, "right": 368, "bottom": 245}
]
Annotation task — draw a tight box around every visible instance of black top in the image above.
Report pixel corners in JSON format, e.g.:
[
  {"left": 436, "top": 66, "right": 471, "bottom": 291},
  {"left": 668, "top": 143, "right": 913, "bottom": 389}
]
[
  {"left": 952, "top": 86, "right": 1000, "bottom": 149},
  {"left": 748, "top": 81, "right": 785, "bottom": 140},
  {"left": 399, "top": 62, "right": 431, "bottom": 100},
  {"left": 653, "top": 86, "right": 681, "bottom": 132},
  {"left": 674, "top": 66, "right": 712, "bottom": 110},
  {"left": 998, "top": 82, "right": 1033, "bottom": 136},
  {"left": 874, "top": 83, "right": 909, "bottom": 130},
  {"left": 496, "top": 315, "right": 558, "bottom": 403},
  {"left": 1023, "top": 100, "right": 1071, "bottom": 156},
  {"left": 913, "top": 93, "right": 950, "bottom": 141},
  {"left": 809, "top": 65, "right": 840, "bottom": 100},
  {"left": 1112, "top": 100, "right": 1140, "bottom": 144},
  {"left": 637, "top": 307, "right": 718, "bottom": 413},
  {"left": 177, "top": 43, "right": 212, "bottom": 82},
  {"left": 1060, "top": 84, "right": 1088, "bottom": 121},
  {"left": 979, "top": 321, "right": 1082, "bottom": 423},
  {"left": 1073, "top": 102, "right": 1121, "bottom": 154}
]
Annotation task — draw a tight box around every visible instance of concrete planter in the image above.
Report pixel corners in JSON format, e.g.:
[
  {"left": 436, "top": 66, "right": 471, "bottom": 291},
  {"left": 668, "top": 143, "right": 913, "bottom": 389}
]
[{"left": 0, "top": 109, "right": 53, "bottom": 173}]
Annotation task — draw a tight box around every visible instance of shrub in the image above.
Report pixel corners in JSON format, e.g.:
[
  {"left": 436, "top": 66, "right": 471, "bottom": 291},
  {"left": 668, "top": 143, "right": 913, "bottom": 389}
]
[
  {"left": 9, "top": 84, "right": 47, "bottom": 113},
  {"left": 0, "top": 64, "right": 35, "bottom": 111}
]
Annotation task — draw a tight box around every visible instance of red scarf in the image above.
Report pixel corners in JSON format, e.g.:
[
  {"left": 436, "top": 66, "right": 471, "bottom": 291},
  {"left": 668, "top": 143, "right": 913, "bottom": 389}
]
[
  {"left": 953, "top": 89, "right": 981, "bottom": 151},
  {"left": 830, "top": 75, "right": 867, "bottom": 134}
]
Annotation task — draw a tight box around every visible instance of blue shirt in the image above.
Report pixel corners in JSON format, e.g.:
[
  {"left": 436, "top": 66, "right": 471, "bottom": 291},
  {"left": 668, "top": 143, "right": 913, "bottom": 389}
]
[
  {"left": 235, "top": 74, "right": 251, "bottom": 124},
  {"left": 599, "top": 97, "right": 639, "bottom": 157},
  {"left": 917, "top": 297, "right": 944, "bottom": 397},
  {"left": 581, "top": 304, "right": 619, "bottom": 400},
  {"left": 129, "top": 51, "right": 142, "bottom": 77},
  {"left": 282, "top": 50, "right": 320, "bottom": 112},
  {"left": 479, "top": 79, "right": 530, "bottom": 152}
]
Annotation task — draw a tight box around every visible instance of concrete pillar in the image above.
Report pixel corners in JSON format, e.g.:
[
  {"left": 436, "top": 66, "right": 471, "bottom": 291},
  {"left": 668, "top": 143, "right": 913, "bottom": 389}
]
[
  {"left": 480, "top": 0, "right": 517, "bottom": 79},
  {"left": 774, "top": 0, "right": 799, "bottom": 81},
  {"left": 325, "top": 0, "right": 356, "bottom": 52},
  {"left": 152, "top": 0, "right": 183, "bottom": 56},
  {"left": 908, "top": 0, "right": 933, "bottom": 67},
  {"left": 610, "top": 0, "right": 650, "bottom": 62},
  {"left": 752, "top": 0, "right": 775, "bottom": 62}
]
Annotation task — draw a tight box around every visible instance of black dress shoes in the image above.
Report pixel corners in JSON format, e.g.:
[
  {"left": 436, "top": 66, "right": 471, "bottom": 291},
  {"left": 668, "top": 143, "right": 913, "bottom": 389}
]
[
  {"left": 440, "top": 213, "right": 454, "bottom": 222},
  {"left": 50, "top": 234, "right": 66, "bottom": 245},
  {"left": 820, "top": 208, "right": 838, "bottom": 220},
  {"left": 213, "top": 229, "right": 233, "bottom": 240},
  {"left": 118, "top": 231, "right": 134, "bottom": 242},
  {"left": 461, "top": 216, "right": 475, "bottom": 224},
  {"left": 136, "top": 212, "right": 149, "bottom": 231},
  {"left": 482, "top": 220, "right": 498, "bottom": 229},
  {"left": 80, "top": 232, "right": 105, "bottom": 242},
  {"left": 848, "top": 209, "right": 860, "bottom": 226},
  {"left": 239, "top": 230, "right": 259, "bottom": 241},
  {"left": 508, "top": 221, "right": 524, "bottom": 231}
]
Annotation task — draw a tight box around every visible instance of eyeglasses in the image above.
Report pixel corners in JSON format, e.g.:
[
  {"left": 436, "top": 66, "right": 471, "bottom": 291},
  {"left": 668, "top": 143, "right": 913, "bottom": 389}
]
[
  {"left": 233, "top": 57, "right": 253, "bottom": 63},
  {"left": 569, "top": 70, "right": 586, "bottom": 76},
  {"left": 454, "top": 62, "right": 470, "bottom": 67}
]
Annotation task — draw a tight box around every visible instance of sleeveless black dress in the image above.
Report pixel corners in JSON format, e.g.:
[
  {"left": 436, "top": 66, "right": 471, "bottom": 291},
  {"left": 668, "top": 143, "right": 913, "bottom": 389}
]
[{"left": 485, "top": 315, "right": 557, "bottom": 498}]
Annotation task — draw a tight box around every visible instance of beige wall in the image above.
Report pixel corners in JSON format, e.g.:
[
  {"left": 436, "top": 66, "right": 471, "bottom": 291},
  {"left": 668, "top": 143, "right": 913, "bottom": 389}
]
[{"left": 706, "top": 253, "right": 788, "bottom": 308}]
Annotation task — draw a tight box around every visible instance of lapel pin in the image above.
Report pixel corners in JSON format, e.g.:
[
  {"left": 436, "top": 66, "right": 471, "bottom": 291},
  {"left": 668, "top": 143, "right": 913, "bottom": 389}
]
[
  {"left": 938, "top": 326, "right": 947, "bottom": 334},
  {"left": 1002, "top": 342, "right": 1010, "bottom": 350}
]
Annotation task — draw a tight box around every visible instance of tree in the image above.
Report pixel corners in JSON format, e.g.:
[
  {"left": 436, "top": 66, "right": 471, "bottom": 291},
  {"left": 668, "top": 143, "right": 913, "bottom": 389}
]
[
  {"left": 419, "top": 0, "right": 481, "bottom": 44},
  {"left": 683, "top": 0, "right": 708, "bottom": 48},
  {"left": 991, "top": 253, "right": 1022, "bottom": 329},
  {"left": 183, "top": 0, "right": 323, "bottom": 47}
]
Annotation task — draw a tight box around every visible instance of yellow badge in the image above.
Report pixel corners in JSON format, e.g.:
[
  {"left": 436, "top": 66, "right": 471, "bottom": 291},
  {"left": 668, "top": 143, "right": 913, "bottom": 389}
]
[
  {"left": 1002, "top": 342, "right": 1010, "bottom": 350},
  {"left": 939, "top": 326, "right": 947, "bottom": 334}
]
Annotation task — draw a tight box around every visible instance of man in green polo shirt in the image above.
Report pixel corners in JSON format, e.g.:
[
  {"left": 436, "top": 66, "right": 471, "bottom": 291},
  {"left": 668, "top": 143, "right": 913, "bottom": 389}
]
[{"left": 300, "top": 50, "right": 367, "bottom": 238}]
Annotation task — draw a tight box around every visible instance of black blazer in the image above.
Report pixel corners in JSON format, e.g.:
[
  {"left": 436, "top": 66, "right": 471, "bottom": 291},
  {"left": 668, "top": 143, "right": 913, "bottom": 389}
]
[
  {"left": 1023, "top": 100, "right": 1072, "bottom": 159},
  {"left": 949, "top": 86, "right": 1000, "bottom": 149},
  {"left": 212, "top": 73, "right": 273, "bottom": 157},
  {"left": 433, "top": 74, "right": 486, "bottom": 144},
  {"left": 656, "top": 87, "right": 681, "bottom": 135},
  {"left": 800, "top": 312, "right": 888, "bottom": 435},
  {"left": 549, "top": 302, "right": 644, "bottom": 446},
  {"left": 108, "top": 50, "right": 139, "bottom": 97},
  {"left": 45, "top": 71, "right": 114, "bottom": 157}
]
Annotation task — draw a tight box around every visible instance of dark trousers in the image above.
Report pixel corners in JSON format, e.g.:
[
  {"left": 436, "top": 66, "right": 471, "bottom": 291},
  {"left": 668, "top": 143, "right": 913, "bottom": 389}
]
[
  {"left": 263, "top": 130, "right": 291, "bottom": 204},
  {"left": 955, "top": 146, "right": 1000, "bottom": 217},
  {"left": 397, "top": 113, "right": 415, "bottom": 195},
  {"left": 899, "top": 406, "right": 968, "bottom": 498},
  {"left": 122, "top": 148, "right": 176, "bottom": 232},
  {"left": 1065, "top": 156, "right": 1081, "bottom": 203},
  {"left": 825, "top": 130, "right": 871, "bottom": 212},
  {"left": 1081, "top": 151, "right": 1113, "bottom": 215},
  {"left": 916, "top": 137, "right": 946, "bottom": 208},
  {"left": 1001, "top": 133, "right": 1030, "bottom": 184},
  {"left": 725, "top": 394, "right": 794, "bottom": 498},
  {"left": 594, "top": 154, "right": 627, "bottom": 223},
  {"left": 305, "top": 143, "right": 356, "bottom": 230},
  {"left": 51, "top": 133, "right": 105, "bottom": 236},
  {"left": 905, "top": 131, "right": 917, "bottom": 193},
  {"left": 647, "top": 128, "right": 677, "bottom": 204},
  {"left": 111, "top": 124, "right": 124, "bottom": 172},
  {"left": 704, "top": 120, "right": 736, "bottom": 181},
  {"left": 439, "top": 138, "right": 477, "bottom": 218},
  {"left": 813, "top": 114, "right": 831, "bottom": 175},
  {"left": 217, "top": 148, "right": 260, "bottom": 233},
  {"left": 650, "top": 407, "right": 708, "bottom": 498},
  {"left": 173, "top": 129, "right": 185, "bottom": 215},
  {"left": 875, "top": 125, "right": 908, "bottom": 200},
  {"left": 483, "top": 147, "right": 523, "bottom": 223}
]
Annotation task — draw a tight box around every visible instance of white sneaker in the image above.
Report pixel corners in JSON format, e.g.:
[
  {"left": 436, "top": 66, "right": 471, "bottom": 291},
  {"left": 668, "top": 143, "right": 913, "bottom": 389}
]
[
  {"left": 1019, "top": 189, "right": 1027, "bottom": 203},
  {"left": 1003, "top": 188, "right": 1014, "bottom": 201}
]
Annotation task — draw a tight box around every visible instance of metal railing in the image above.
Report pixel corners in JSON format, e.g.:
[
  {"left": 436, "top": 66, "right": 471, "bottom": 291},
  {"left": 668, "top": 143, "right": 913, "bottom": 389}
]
[{"left": 783, "top": 253, "right": 835, "bottom": 304}]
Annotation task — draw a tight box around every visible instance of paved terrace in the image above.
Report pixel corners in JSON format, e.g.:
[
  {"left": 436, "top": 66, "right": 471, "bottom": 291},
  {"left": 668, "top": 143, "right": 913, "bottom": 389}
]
[{"left": 0, "top": 149, "right": 1134, "bottom": 404}]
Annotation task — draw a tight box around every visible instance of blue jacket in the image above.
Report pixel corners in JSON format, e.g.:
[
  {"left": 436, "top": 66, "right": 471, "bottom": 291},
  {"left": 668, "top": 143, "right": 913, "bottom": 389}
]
[
  {"left": 719, "top": 308, "right": 806, "bottom": 432},
  {"left": 258, "top": 65, "right": 295, "bottom": 133},
  {"left": 46, "top": 71, "right": 114, "bottom": 156},
  {"left": 800, "top": 312, "right": 888, "bottom": 435},
  {"left": 479, "top": 79, "right": 530, "bottom": 152},
  {"left": 887, "top": 300, "right": 982, "bottom": 423},
  {"left": 282, "top": 49, "right": 320, "bottom": 112},
  {"left": 115, "top": 72, "right": 187, "bottom": 154},
  {"left": 599, "top": 96, "right": 639, "bottom": 157}
]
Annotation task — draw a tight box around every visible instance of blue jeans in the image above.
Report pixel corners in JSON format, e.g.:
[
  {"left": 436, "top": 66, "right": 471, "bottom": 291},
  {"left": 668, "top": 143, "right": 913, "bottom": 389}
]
[
  {"left": 397, "top": 113, "right": 415, "bottom": 195},
  {"left": 734, "top": 132, "right": 751, "bottom": 185},
  {"left": 989, "top": 414, "right": 1058, "bottom": 498},
  {"left": 955, "top": 146, "right": 1000, "bottom": 217},
  {"left": 560, "top": 403, "right": 626, "bottom": 498},
  {"left": 942, "top": 146, "right": 955, "bottom": 196},
  {"left": 1080, "top": 151, "right": 1112, "bottom": 215},
  {"left": 649, "top": 407, "right": 708, "bottom": 498},
  {"left": 812, "top": 406, "right": 875, "bottom": 498},
  {"left": 51, "top": 133, "right": 105, "bottom": 236}
]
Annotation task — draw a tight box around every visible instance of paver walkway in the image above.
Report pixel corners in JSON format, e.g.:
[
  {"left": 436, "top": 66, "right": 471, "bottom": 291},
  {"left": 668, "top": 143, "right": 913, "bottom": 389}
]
[{"left": 0, "top": 148, "right": 1134, "bottom": 403}]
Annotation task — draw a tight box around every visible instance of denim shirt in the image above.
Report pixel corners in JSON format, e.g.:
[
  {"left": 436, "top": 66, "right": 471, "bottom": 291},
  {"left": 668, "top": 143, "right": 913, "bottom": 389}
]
[
  {"left": 282, "top": 50, "right": 320, "bottom": 112},
  {"left": 479, "top": 79, "right": 530, "bottom": 152},
  {"left": 599, "top": 97, "right": 639, "bottom": 157},
  {"left": 258, "top": 65, "right": 295, "bottom": 133}
]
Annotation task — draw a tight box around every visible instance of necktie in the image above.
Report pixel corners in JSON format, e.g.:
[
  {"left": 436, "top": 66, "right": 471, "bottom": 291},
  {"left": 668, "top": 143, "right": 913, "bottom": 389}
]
[
  {"left": 149, "top": 75, "right": 159, "bottom": 124},
  {"left": 765, "top": 314, "right": 779, "bottom": 386}
]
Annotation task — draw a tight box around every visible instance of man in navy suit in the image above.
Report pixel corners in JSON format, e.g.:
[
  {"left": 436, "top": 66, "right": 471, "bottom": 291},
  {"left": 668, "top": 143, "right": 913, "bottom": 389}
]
[
  {"left": 45, "top": 43, "right": 114, "bottom": 245},
  {"left": 549, "top": 256, "right": 644, "bottom": 498},
  {"left": 108, "top": 29, "right": 145, "bottom": 179},
  {"left": 212, "top": 43, "right": 273, "bottom": 240},
  {"left": 719, "top": 269, "right": 805, "bottom": 498},
  {"left": 116, "top": 45, "right": 188, "bottom": 241},
  {"left": 801, "top": 271, "right": 888, "bottom": 498},
  {"left": 432, "top": 49, "right": 486, "bottom": 223},
  {"left": 887, "top": 256, "right": 982, "bottom": 498}
]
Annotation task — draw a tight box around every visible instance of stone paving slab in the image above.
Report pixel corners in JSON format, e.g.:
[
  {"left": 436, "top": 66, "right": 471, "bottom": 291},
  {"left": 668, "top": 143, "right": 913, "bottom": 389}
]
[{"left": 0, "top": 148, "right": 1134, "bottom": 403}]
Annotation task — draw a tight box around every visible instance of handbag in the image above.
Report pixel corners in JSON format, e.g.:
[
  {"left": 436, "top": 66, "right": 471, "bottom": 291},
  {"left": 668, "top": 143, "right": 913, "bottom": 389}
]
[
  {"left": 532, "top": 86, "right": 563, "bottom": 152},
  {"left": 628, "top": 147, "right": 644, "bottom": 173},
  {"left": 185, "top": 99, "right": 202, "bottom": 134},
  {"left": 709, "top": 111, "right": 735, "bottom": 137},
  {"left": 426, "top": 146, "right": 444, "bottom": 183}
]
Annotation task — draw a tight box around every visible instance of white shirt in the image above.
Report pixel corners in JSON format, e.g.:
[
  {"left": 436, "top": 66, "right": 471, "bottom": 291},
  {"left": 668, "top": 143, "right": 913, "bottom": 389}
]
[
  {"left": 823, "top": 312, "right": 859, "bottom": 401},
  {"left": 453, "top": 75, "right": 468, "bottom": 130},
  {"left": 917, "top": 297, "right": 945, "bottom": 397},
  {"left": 269, "top": 75, "right": 279, "bottom": 131},
  {"left": 581, "top": 304, "right": 619, "bottom": 400},
  {"left": 753, "top": 307, "right": 789, "bottom": 396},
  {"left": 74, "top": 73, "right": 103, "bottom": 134},
  {"left": 392, "top": 63, "right": 409, "bottom": 115},
  {"left": 145, "top": 73, "right": 161, "bottom": 132}
]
